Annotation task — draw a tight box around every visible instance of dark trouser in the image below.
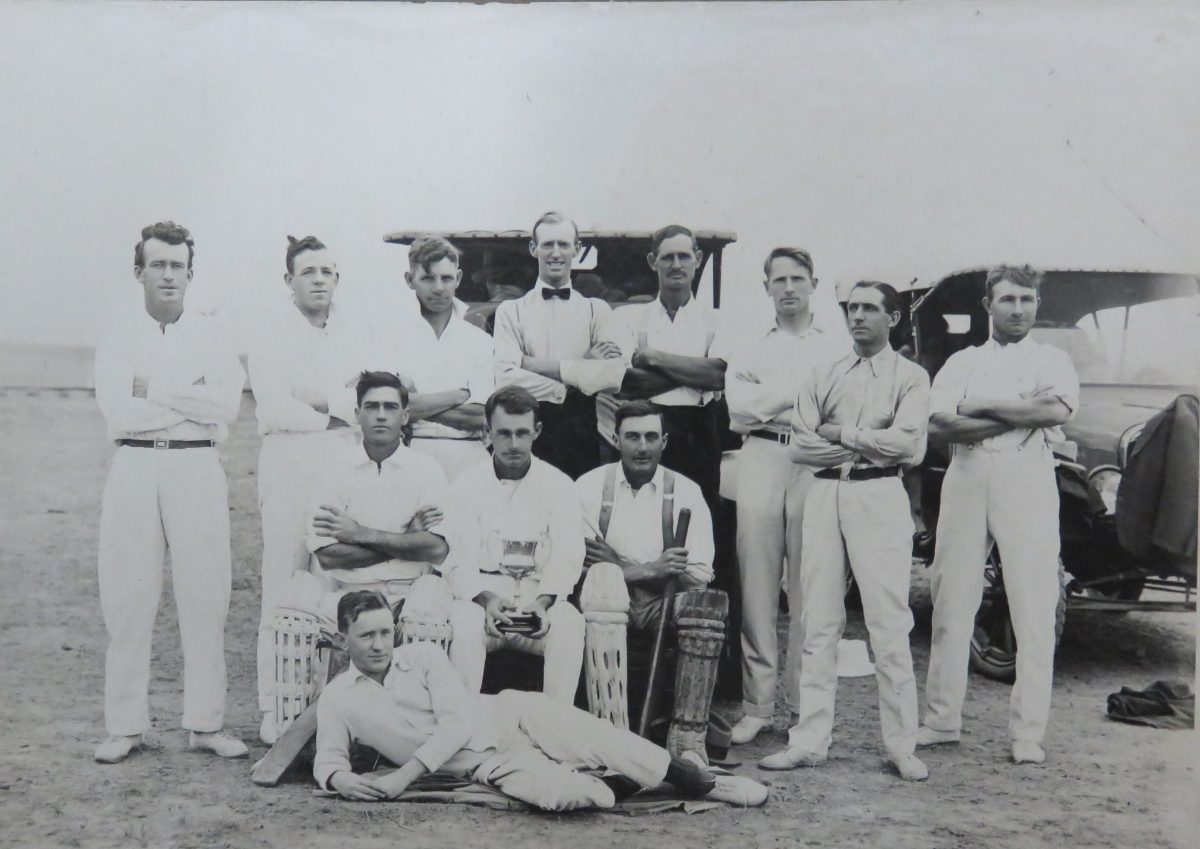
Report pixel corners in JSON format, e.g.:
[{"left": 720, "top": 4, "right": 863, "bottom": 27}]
[
  {"left": 535, "top": 390, "right": 601, "bottom": 480},
  {"left": 658, "top": 402, "right": 722, "bottom": 510}
]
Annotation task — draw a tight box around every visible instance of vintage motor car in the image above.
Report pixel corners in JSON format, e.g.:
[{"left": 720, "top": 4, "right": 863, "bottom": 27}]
[{"left": 912, "top": 269, "right": 1199, "bottom": 680}]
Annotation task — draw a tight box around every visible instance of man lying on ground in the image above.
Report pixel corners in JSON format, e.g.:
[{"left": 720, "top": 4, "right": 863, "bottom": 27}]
[{"left": 314, "top": 590, "right": 769, "bottom": 810}]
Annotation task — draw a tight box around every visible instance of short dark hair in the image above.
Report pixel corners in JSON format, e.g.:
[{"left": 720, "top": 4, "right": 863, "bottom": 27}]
[
  {"left": 355, "top": 370, "right": 410, "bottom": 408},
  {"left": 849, "top": 280, "right": 903, "bottom": 316},
  {"left": 408, "top": 235, "right": 461, "bottom": 272},
  {"left": 531, "top": 210, "right": 579, "bottom": 244},
  {"left": 485, "top": 385, "right": 541, "bottom": 426},
  {"left": 286, "top": 235, "right": 327, "bottom": 275},
  {"left": 763, "top": 247, "right": 814, "bottom": 279},
  {"left": 614, "top": 400, "right": 665, "bottom": 436},
  {"left": 337, "top": 589, "right": 391, "bottom": 634},
  {"left": 985, "top": 264, "right": 1041, "bottom": 298},
  {"left": 134, "top": 221, "right": 194, "bottom": 270},
  {"left": 649, "top": 224, "right": 699, "bottom": 257}
]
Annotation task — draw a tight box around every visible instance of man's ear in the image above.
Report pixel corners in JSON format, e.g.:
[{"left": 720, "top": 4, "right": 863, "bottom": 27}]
[
  {"left": 284, "top": 272, "right": 294, "bottom": 289},
  {"left": 528, "top": 239, "right": 538, "bottom": 258},
  {"left": 404, "top": 270, "right": 414, "bottom": 289},
  {"left": 331, "top": 631, "right": 347, "bottom": 652},
  {"left": 660, "top": 432, "right": 669, "bottom": 452},
  {"left": 646, "top": 251, "right": 658, "bottom": 272},
  {"left": 532, "top": 421, "right": 543, "bottom": 441},
  {"left": 888, "top": 311, "right": 901, "bottom": 329}
]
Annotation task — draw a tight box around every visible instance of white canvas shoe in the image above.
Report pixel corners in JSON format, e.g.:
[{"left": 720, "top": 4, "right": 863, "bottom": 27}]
[
  {"left": 189, "top": 731, "right": 249, "bottom": 759},
  {"left": 730, "top": 715, "right": 771, "bottom": 745},
  {"left": 704, "top": 774, "right": 769, "bottom": 807},
  {"left": 1012, "top": 741, "right": 1045, "bottom": 764},
  {"left": 915, "top": 725, "right": 961, "bottom": 747},
  {"left": 94, "top": 734, "right": 143, "bottom": 764},
  {"left": 888, "top": 753, "right": 930, "bottom": 781}
]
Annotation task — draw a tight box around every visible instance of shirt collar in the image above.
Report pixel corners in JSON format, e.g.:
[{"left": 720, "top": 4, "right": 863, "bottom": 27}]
[
  {"left": 353, "top": 443, "right": 412, "bottom": 470},
  {"left": 764, "top": 316, "right": 824, "bottom": 339},
  {"left": 839, "top": 344, "right": 897, "bottom": 376},
  {"left": 618, "top": 461, "right": 665, "bottom": 492},
  {"left": 534, "top": 278, "right": 573, "bottom": 295},
  {"left": 656, "top": 294, "right": 697, "bottom": 317},
  {"left": 286, "top": 299, "right": 338, "bottom": 331},
  {"left": 984, "top": 333, "right": 1035, "bottom": 352},
  {"left": 350, "top": 652, "right": 410, "bottom": 685}
]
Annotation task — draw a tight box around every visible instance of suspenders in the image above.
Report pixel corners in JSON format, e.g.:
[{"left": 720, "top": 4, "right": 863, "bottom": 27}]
[{"left": 598, "top": 464, "right": 676, "bottom": 549}]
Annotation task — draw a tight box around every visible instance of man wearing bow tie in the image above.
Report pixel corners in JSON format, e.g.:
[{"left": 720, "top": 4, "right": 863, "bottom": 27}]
[{"left": 493, "top": 211, "right": 629, "bottom": 479}]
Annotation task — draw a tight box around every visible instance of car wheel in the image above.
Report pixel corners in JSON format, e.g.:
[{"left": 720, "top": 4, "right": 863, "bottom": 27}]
[
  {"left": 1081, "top": 578, "right": 1145, "bottom": 603},
  {"left": 968, "top": 549, "right": 1067, "bottom": 683}
]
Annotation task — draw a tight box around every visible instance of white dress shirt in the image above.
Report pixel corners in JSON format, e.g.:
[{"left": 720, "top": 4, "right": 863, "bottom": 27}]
[
  {"left": 493, "top": 280, "right": 628, "bottom": 402},
  {"left": 94, "top": 305, "right": 245, "bottom": 443},
  {"left": 614, "top": 296, "right": 720, "bottom": 407},
  {"left": 247, "top": 301, "right": 371, "bottom": 436},
  {"left": 378, "top": 304, "right": 494, "bottom": 439},
  {"left": 718, "top": 318, "right": 847, "bottom": 436},
  {"left": 929, "top": 334, "right": 1080, "bottom": 452},
  {"left": 305, "top": 444, "right": 468, "bottom": 595},
  {"left": 447, "top": 456, "right": 585, "bottom": 600},
  {"left": 576, "top": 462, "right": 714, "bottom": 585}
]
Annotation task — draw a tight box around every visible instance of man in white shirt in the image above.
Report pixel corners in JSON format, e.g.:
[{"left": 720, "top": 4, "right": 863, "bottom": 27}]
[
  {"left": 93, "top": 221, "right": 248, "bottom": 764},
  {"left": 493, "top": 211, "right": 628, "bottom": 479},
  {"left": 380, "top": 235, "right": 491, "bottom": 481},
  {"left": 447, "top": 386, "right": 586, "bottom": 703},
  {"left": 577, "top": 401, "right": 725, "bottom": 761},
  {"left": 248, "top": 235, "right": 368, "bottom": 744},
  {"left": 719, "top": 247, "right": 846, "bottom": 745},
  {"left": 615, "top": 225, "right": 727, "bottom": 507},
  {"left": 314, "top": 590, "right": 767, "bottom": 808},
  {"left": 919, "top": 265, "right": 1079, "bottom": 765}
]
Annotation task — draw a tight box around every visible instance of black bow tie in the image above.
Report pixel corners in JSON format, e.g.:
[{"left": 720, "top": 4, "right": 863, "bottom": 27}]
[{"left": 541, "top": 287, "right": 571, "bottom": 301}]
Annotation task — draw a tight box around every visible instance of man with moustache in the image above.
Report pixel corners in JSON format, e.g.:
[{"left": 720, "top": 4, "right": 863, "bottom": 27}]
[
  {"left": 760, "top": 282, "right": 929, "bottom": 782},
  {"left": 493, "top": 211, "right": 628, "bottom": 479},
  {"left": 919, "top": 265, "right": 1078, "bottom": 765},
  {"left": 94, "top": 221, "right": 248, "bottom": 763},
  {"left": 248, "top": 235, "right": 370, "bottom": 745},
  {"left": 720, "top": 248, "right": 846, "bottom": 746}
]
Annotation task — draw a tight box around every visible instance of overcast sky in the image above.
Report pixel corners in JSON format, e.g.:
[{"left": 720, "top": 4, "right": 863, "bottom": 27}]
[{"left": 1, "top": 0, "right": 1197, "bottom": 349}]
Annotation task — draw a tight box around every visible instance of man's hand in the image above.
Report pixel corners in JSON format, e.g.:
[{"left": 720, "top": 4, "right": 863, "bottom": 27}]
[
  {"left": 584, "top": 340, "right": 623, "bottom": 360},
  {"left": 817, "top": 423, "right": 842, "bottom": 444},
  {"left": 405, "top": 506, "right": 444, "bottom": 533},
  {"left": 476, "top": 591, "right": 517, "bottom": 638},
  {"left": 638, "top": 548, "right": 689, "bottom": 582},
  {"left": 732, "top": 369, "right": 760, "bottom": 384},
  {"left": 584, "top": 536, "right": 624, "bottom": 568},
  {"left": 631, "top": 348, "right": 660, "bottom": 370},
  {"left": 312, "top": 504, "right": 364, "bottom": 544},
  {"left": 292, "top": 386, "right": 329, "bottom": 414},
  {"left": 329, "top": 771, "right": 387, "bottom": 802},
  {"left": 527, "top": 595, "right": 555, "bottom": 639},
  {"left": 326, "top": 416, "right": 350, "bottom": 430},
  {"left": 132, "top": 376, "right": 149, "bottom": 399}
]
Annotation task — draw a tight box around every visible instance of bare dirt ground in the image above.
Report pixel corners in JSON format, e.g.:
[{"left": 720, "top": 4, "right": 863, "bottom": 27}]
[{"left": 1, "top": 391, "right": 1196, "bottom": 849}]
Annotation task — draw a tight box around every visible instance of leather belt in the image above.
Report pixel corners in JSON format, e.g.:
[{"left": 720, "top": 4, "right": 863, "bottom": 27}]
[
  {"left": 748, "top": 430, "right": 790, "bottom": 446},
  {"left": 814, "top": 465, "right": 901, "bottom": 482},
  {"left": 119, "top": 439, "right": 215, "bottom": 449}
]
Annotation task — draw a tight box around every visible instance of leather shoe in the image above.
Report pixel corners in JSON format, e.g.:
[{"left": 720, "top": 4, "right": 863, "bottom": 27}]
[
  {"left": 189, "top": 731, "right": 249, "bottom": 759},
  {"left": 1012, "top": 741, "right": 1045, "bottom": 764},
  {"left": 704, "top": 774, "right": 769, "bottom": 807},
  {"left": 888, "top": 753, "right": 930, "bottom": 781},
  {"left": 94, "top": 734, "right": 142, "bottom": 764},
  {"left": 916, "top": 725, "right": 960, "bottom": 747},
  {"left": 730, "top": 715, "right": 770, "bottom": 745},
  {"left": 758, "top": 746, "right": 826, "bottom": 770}
]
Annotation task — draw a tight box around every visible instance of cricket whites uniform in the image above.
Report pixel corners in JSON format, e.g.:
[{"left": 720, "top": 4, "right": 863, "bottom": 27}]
[
  {"left": 94, "top": 306, "right": 245, "bottom": 736},
  {"left": 493, "top": 280, "right": 628, "bottom": 479},
  {"left": 786, "top": 346, "right": 929, "bottom": 760},
  {"left": 720, "top": 321, "right": 845, "bottom": 719},
  {"left": 923, "top": 335, "right": 1079, "bottom": 745},
  {"left": 247, "top": 302, "right": 368, "bottom": 713},
  {"left": 447, "top": 456, "right": 586, "bottom": 702},
  {"left": 380, "top": 304, "right": 492, "bottom": 480}
]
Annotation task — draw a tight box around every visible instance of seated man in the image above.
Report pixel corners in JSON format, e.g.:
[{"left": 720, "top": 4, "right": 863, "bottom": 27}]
[
  {"left": 315, "top": 590, "right": 767, "bottom": 809},
  {"left": 577, "top": 401, "right": 726, "bottom": 762},
  {"left": 268, "top": 371, "right": 483, "bottom": 733},
  {"left": 447, "top": 386, "right": 586, "bottom": 703}
]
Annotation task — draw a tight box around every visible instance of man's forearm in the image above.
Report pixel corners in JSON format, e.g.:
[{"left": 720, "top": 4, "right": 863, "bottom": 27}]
[
  {"left": 635, "top": 351, "right": 725, "bottom": 391},
  {"left": 428, "top": 403, "right": 486, "bottom": 432},
  {"left": 356, "top": 528, "right": 449, "bottom": 565},
  {"left": 619, "top": 367, "right": 680, "bottom": 399},
  {"left": 407, "top": 389, "right": 470, "bottom": 422},
  {"left": 929, "top": 412, "right": 1014, "bottom": 445},
  {"left": 963, "top": 396, "right": 1071, "bottom": 429},
  {"left": 315, "top": 543, "right": 393, "bottom": 571},
  {"left": 522, "top": 355, "right": 563, "bottom": 382}
]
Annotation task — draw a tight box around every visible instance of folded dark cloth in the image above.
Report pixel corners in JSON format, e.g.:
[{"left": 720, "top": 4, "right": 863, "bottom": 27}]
[{"left": 1106, "top": 680, "right": 1195, "bottom": 729}]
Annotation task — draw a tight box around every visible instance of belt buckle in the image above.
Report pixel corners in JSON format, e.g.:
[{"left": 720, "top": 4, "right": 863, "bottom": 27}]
[{"left": 154, "top": 439, "right": 169, "bottom": 449}]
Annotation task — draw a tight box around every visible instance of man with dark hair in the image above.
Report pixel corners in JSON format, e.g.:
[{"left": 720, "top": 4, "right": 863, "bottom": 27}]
[
  {"left": 719, "top": 247, "right": 847, "bottom": 745},
  {"left": 493, "top": 211, "right": 628, "bottom": 479},
  {"left": 94, "top": 221, "right": 248, "bottom": 763},
  {"left": 248, "top": 235, "right": 372, "bottom": 744},
  {"left": 446, "top": 385, "right": 586, "bottom": 702},
  {"left": 613, "top": 225, "right": 726, "bottom": 507},
  {"left": 576, "top": 401, "right": 726, "bottom": 763},
  {"left": 920, "top": 265, "right": 1078, "bottom": 765},
  {"left": 759, "top": 281, "right": 930, "bottom": 782},
  {"left": 314, "top": 589, "right": 767, "bottom": 808},
  {"left": 381, "top": 235, "right": 492, "bottom": 480}
]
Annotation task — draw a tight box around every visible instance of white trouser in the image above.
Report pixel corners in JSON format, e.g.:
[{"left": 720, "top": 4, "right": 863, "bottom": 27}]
[
  {"left": 787, "top": 476, "right": 919, "bottom": 759},
  {"left": 98, "top": 446, "right": 231, "bottom": 736},
  {"left": 924, "top": 443, "right": 1061, "bottom": 744},
  {"left": 407, "top": 436, "right": 488, "bottom": 481},
  {"left": 256, "top": 431, "right": 354, "bottom": 711},
  {"left": 735, "top": 436, "right": 814, "bottom": 717},
  {"left": 457, "top": 573, "right": 585, "bottom": 704}
]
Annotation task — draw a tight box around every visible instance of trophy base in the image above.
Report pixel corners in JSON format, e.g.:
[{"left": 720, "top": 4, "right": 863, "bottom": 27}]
[{"left": 496, "top": 612, "right": 542, "bottom": 637}]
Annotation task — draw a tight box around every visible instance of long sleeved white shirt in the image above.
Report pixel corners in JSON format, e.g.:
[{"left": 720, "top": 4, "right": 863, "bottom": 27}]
[
  {"left": 613, "top": 296, "right": 721, "bottom": 407},
  {"left": 94, "top": 305, "right": 245, "bottom": 443}
]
